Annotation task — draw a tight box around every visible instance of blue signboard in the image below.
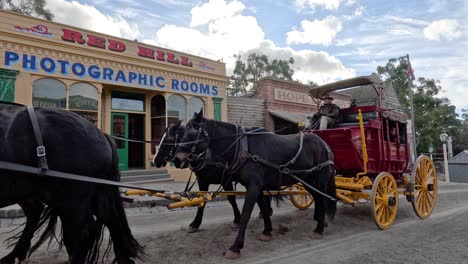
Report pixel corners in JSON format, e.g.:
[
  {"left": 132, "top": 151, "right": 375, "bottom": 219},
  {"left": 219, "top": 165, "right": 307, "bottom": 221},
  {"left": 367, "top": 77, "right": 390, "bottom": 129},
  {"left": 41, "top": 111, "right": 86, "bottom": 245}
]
[{"left": 3, "top": 51, "right": 219, "bottom": 96}]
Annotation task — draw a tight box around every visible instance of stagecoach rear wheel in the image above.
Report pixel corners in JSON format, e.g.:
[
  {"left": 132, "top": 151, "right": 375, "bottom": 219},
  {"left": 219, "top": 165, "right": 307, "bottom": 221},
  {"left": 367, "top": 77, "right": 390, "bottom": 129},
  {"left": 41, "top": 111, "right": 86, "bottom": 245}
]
[
  {"left": 371, "top": 172, "right": 399, "bottom": 230},
  {"left": 411, "top": 155, "right": 438, "bottom": 219},
  {"left": 289, "top": 184, "right": 314, "bottom": 210}
]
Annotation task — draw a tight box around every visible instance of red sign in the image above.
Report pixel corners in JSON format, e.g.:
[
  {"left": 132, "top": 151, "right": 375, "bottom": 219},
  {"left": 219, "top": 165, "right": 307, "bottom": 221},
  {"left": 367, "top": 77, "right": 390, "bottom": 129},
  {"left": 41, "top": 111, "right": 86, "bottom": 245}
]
[
  {"left": 61, "top": 28, "right": 193, "bottom": 68},
  {"left": 15, "top": 24, "right": 52, "bottom": 37}
]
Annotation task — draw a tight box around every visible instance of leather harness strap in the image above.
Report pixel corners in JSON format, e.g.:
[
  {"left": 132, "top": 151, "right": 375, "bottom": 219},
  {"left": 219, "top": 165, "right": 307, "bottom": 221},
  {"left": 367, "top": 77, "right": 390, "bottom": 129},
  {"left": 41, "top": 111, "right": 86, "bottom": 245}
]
[{"left": 26, "top": 106, "right": 48, "bottom": 173}]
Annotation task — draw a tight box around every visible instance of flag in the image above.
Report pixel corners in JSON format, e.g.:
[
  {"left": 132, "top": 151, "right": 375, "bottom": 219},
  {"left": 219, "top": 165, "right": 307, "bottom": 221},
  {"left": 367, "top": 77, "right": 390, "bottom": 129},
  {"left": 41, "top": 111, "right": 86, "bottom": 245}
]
[{"left": 407, "top": 55, "right": 415, "bottom": 81}]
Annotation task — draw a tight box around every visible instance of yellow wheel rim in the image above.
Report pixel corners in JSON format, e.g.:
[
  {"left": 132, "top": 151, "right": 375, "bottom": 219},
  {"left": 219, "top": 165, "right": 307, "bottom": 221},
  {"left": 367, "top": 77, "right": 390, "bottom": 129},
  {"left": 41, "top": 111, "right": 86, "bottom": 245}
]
[
  {"left": 371, "top": 172, "right": 398, "bottom": 230},
  {"left": 289, "top": 184, "right": 314, "bottom": 210},
  {"left": 412, "top": 155, "right": 437, "bottom": 219}
]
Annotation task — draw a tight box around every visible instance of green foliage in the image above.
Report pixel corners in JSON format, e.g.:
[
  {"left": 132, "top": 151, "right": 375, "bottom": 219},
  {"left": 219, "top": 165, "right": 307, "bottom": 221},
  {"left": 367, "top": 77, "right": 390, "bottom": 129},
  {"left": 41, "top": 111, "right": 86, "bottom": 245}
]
[
  {"left": 377, "top": 57, "right": 467, "bottom": 155},
  {"left": 228, "top": 53, "right": 295, "bottom": 95},
  {"left": 1, "top": 0, "right": 54, "bottom": 21}
]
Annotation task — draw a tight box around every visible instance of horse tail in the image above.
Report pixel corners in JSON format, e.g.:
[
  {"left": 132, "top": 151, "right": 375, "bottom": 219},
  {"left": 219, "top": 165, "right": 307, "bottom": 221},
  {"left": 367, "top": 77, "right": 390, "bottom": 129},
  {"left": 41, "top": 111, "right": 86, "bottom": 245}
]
[
  {"left": 326, "top": 166, "right": 337, "bottom": 220},
  {"left": 28, "top": 207, "right": 61, "bottom": 255},
  {"left": 4, "top": 202, "right": 62, "bottom": 259},
  {"left": 95, "top": 133, "right": 144, "bottom": 263}
]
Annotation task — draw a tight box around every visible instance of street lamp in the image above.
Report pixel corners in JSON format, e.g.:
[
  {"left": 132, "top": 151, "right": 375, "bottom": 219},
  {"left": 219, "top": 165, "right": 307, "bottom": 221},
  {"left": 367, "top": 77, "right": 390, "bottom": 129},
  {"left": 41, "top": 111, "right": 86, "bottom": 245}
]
[
  {"left": 440, "top": 132, "right": 450, "bottom": 183},
  {"left": 428, "top": 146, "right": 434, "bottom": 161}
]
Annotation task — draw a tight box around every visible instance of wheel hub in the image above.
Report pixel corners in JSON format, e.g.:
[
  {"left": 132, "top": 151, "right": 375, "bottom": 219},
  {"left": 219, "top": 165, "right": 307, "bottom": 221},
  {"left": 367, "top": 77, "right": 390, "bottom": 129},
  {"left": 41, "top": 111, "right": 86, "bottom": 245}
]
[
  {"left": 427, "top": 183, "right": 434, "bottom": 192},
  {"left": 388, "top": 196, "right": 396, "bottom": 207}
]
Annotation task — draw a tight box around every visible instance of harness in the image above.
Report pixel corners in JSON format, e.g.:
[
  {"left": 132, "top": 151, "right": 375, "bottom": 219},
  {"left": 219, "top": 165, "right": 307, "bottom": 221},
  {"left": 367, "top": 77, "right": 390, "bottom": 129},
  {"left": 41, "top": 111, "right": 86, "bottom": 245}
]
[
  {"left": 183, "top": 122, "right": 336, "bottom": 201},
  {"left": 0, "top": 106, "right": 168, "bottom": 193}
]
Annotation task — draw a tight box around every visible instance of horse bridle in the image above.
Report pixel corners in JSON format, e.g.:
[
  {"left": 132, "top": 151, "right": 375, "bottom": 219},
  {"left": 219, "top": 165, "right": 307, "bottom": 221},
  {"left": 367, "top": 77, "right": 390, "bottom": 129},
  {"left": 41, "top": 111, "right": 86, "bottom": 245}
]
[{"left": 177, "top": 122, "right": 212, "bottom": 169}]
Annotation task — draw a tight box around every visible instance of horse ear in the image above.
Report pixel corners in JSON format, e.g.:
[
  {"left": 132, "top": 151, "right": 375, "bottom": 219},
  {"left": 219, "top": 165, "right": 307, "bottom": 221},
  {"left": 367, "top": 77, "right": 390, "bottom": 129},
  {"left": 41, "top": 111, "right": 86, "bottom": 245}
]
[{"left": 195, "top": 108, "right": 204, "bottom": 122}]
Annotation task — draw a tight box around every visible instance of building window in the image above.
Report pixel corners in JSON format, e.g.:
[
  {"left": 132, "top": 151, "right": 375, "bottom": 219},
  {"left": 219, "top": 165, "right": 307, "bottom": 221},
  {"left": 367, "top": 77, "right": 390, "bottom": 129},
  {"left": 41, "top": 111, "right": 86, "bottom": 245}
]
[
  {"left": 111, "top": 92, "right": 145, "bottom": 112},
  {"left": 167, "top": 95, "right": 186, "bottom": 124},
  {"left": 32, "top": 78, "right": 66, "bottom": 109},
  {"left": 69, "top": 83, "right": 99, "bottom": 125},
  {"left": 151, "top": 95, "right": 166, "bottom": 155},
  {"left": 188, "top": 97, "right": 204, "bottom": 119}
]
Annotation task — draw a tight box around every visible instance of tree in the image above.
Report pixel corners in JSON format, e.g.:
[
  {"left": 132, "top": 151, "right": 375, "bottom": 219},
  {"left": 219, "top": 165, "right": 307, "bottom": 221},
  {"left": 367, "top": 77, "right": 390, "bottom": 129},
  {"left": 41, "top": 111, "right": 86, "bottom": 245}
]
[
  {"left": 228, "top": 53, "right": 295, "bottom": 95},
  {"left": 1, "top": 0, "right": 54, "bottom": 21},
  {"left": 377, "top": 56, "right": 412, "bottom": 110},
  {"left": 376, "top": 57, "right": 466, "bottom": 155}
]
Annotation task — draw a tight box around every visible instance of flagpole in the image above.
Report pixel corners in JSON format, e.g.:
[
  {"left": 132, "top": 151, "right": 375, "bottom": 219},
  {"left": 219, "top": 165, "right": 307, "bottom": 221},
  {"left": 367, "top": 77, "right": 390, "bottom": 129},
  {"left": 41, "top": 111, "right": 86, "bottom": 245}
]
[{"left": 407, "top": 54, "right": 417, "bottom": 163}]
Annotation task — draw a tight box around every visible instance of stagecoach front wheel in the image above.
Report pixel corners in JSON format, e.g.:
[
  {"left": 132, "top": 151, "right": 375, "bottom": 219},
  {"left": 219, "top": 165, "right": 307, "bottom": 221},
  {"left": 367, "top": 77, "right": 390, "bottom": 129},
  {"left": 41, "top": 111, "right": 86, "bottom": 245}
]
[
  {"left": 289, "top": 184, "right": 314, "bottom": 210},
  {"left": 371, "top": 172, "right": 399, "bottom": 230},
  {"left": 411, "top": 155, "right": 438, "bottom": 219}
]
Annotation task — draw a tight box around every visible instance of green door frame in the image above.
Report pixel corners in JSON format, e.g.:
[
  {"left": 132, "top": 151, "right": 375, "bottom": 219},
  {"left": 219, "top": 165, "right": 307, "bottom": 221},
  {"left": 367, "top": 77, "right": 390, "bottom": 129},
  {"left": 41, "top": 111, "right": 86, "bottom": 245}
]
[{"left": 111, "top": 112, "right": 129, "bottom": 171}]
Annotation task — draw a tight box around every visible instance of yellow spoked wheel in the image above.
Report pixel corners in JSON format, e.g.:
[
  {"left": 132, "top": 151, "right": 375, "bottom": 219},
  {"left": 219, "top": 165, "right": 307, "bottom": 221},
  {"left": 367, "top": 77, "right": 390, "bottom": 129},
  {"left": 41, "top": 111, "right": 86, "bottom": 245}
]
[
  {"left": 411, "top": 155, "right": 437, "bottom": 219},
  {"left": 371, "top": 172, "right": 399, "bottom": 230},
  {"left": 289, "top": 184, "right": 314, "bottom": 210}
]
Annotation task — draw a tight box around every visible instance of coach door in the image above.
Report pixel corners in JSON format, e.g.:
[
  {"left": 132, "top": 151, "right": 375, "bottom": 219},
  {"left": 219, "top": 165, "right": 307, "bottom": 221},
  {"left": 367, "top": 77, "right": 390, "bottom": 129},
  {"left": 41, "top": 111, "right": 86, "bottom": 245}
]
[{"left": 111, "top": 112, "right": 129, "bottom": 171}]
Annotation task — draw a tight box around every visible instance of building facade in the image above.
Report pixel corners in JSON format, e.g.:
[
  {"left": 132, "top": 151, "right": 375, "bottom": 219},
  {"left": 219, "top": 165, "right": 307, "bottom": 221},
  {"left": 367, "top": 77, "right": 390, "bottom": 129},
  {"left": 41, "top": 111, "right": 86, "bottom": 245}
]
[
  {"left": 0, "top": 10, "right": 228, "bottom": 172},
  {"left": 254, "top": 77, "right": 351, "bottom": 133}
]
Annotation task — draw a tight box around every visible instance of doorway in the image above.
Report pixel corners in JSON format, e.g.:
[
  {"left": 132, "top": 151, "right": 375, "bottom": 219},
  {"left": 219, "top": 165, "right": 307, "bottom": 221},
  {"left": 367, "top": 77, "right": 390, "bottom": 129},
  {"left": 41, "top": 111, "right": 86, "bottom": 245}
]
[{"left": 111, "top": 112, "right": 145, "bottom": 170}]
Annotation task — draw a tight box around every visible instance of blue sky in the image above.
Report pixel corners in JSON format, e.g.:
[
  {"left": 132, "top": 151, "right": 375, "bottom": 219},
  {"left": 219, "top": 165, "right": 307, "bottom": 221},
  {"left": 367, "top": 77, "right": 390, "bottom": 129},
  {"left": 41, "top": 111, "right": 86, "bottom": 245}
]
[{"left": 44, "top": 0, "right": 467, "bottom": 113}]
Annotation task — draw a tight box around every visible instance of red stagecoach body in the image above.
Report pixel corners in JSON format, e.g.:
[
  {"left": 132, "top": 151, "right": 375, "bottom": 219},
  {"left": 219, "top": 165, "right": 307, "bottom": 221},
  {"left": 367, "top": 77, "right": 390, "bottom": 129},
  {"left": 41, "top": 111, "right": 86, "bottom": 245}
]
[{"left": 306, "top": 75, "right": 410, "bottom": 181}]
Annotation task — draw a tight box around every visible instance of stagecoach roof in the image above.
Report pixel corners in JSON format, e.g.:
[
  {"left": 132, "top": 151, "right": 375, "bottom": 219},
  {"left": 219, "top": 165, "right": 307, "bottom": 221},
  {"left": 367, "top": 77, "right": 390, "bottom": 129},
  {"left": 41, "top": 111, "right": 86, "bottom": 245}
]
[{"left": 308, "top": 75, "right": 383, "bottom": 98}]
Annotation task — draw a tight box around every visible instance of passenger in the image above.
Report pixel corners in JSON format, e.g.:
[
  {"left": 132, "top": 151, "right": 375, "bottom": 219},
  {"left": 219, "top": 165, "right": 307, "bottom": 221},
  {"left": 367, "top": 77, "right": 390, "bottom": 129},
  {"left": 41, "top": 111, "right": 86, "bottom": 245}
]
[{"left": 309, "top": 94, "right": 340, "bottom": 130}]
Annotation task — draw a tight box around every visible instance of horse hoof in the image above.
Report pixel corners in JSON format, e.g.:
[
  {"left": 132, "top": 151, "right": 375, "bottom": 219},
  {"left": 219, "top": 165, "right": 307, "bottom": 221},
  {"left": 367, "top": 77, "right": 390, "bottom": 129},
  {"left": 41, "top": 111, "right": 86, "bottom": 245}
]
[
  {"left": 223, "top": 250, "right": 241, "bottom": 260},
  {"left": 187, "top": 226, "right": 199, "bottom": 233},
  {"left": 257, "top": 234, "right": 272, "bottom": 242},
  {"left": 310, "top": 232, "right": 323, "bottom": 239}
]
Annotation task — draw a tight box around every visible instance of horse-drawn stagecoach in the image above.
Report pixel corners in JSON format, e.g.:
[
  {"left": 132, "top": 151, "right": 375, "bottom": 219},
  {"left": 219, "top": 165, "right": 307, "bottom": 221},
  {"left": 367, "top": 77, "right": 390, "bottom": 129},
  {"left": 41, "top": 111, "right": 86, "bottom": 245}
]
[{"left": 0, "top": 75, "right": 437, "bottom": 263}]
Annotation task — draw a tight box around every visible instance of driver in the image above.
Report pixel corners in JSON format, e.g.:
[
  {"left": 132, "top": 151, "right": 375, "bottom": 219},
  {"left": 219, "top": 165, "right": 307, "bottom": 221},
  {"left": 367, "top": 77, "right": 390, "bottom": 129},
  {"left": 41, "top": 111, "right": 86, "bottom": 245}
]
[{"left": 310, "top": 94, "right": 340, "bottom": 129}]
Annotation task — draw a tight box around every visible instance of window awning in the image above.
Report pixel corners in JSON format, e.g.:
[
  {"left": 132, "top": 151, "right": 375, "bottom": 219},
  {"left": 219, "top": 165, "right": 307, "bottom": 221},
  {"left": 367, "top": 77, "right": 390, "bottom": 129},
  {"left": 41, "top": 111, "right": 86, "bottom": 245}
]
[{"left": 269, "top": 110, "right": 308, "bottom": 124}]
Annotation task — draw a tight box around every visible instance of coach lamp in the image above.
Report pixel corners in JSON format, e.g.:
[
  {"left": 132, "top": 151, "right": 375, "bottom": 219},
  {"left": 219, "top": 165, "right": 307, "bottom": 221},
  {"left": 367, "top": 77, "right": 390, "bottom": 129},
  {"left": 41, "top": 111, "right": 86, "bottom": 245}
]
[{"left": 439, "top": 132, "right": 450, "bottom": 183}]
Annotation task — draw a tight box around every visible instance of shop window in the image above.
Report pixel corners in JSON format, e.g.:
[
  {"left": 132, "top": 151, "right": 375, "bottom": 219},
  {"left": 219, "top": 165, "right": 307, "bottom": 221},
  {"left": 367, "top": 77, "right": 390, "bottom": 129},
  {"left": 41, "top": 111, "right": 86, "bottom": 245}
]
[
  {"left": 69, "top": 83, "right": 99, "bottom": 125},
  {"left": 167, "top": 95, "right": 186, "bottom": 125},
  {"left": 111, "top": 92, "right": 145, "bottom": 112},
  {"left": 151, "top": 95, "right": 166, "bottom": 155},
  {"left": 32, "top": 78, "right": 66, "bottom": 109},
  {"left": 188, "top": 97, "right": 204, "bottom": 120}
]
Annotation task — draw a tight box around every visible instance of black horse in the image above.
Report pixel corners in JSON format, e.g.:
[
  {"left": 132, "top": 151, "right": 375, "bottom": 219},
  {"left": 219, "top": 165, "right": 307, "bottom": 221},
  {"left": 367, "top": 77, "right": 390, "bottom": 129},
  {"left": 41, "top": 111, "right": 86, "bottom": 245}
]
[
  {"left": 0, "top": 107, "right": 142, "bottom": 264},
  {"left": 174, "top": 109, "right": 337, "bottom": 260},
  {"left": 152, "top": 121, "right": 242, "bottom": 232}
]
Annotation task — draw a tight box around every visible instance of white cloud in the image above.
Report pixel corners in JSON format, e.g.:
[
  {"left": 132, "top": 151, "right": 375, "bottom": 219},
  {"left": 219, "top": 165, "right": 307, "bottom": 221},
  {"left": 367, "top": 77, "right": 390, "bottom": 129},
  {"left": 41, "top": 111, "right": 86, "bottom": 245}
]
[
  {"left": 295, "top": 0, "right": 344, "bottom": 11},
  {"left": 354, "top": 5, "right": 364, "bottom": 16},
  {"left": 245, "top": 40, "right": 355, "bottom": 84},
  {"left": 151, "top": 15, "right": 264, "bottom": 60},
  {"left": 45, "top": 0, "right": 141, "bottom": 40},
  {"left": 148, "top": 0, "right": 353, "bottom": 85},
  {"left": 286, "top": 16, "right": 343, "bottom": 46},
  {"left": 190, "top": 0, "right": 245, "bottom": 27},
  {"left": 423, "top": 19, "right": 462, "bottom": 41}
]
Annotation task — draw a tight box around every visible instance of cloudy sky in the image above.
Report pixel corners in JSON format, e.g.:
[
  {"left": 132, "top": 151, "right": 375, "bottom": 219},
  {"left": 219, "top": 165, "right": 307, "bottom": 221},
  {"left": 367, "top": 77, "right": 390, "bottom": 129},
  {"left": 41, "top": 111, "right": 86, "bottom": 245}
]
[{"left": 44, "top": 0, "right": 467, "bottom": 114}]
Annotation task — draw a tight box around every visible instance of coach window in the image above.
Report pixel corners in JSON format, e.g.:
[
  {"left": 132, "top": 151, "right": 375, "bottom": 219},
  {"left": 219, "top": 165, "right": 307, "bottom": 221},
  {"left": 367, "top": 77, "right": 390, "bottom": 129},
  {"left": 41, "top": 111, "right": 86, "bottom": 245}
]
[
  {"left": 167, "top": 95, "right": 186, "bottom": 125},
  {"left": 188, "top": 97, "right": 204, "bottom": 120},
  {"left": 32, "top": 78, "right": 66, "bottom": 109},
  {"left": 69, "top": 83, "right": 99, "bottom": 125}
]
